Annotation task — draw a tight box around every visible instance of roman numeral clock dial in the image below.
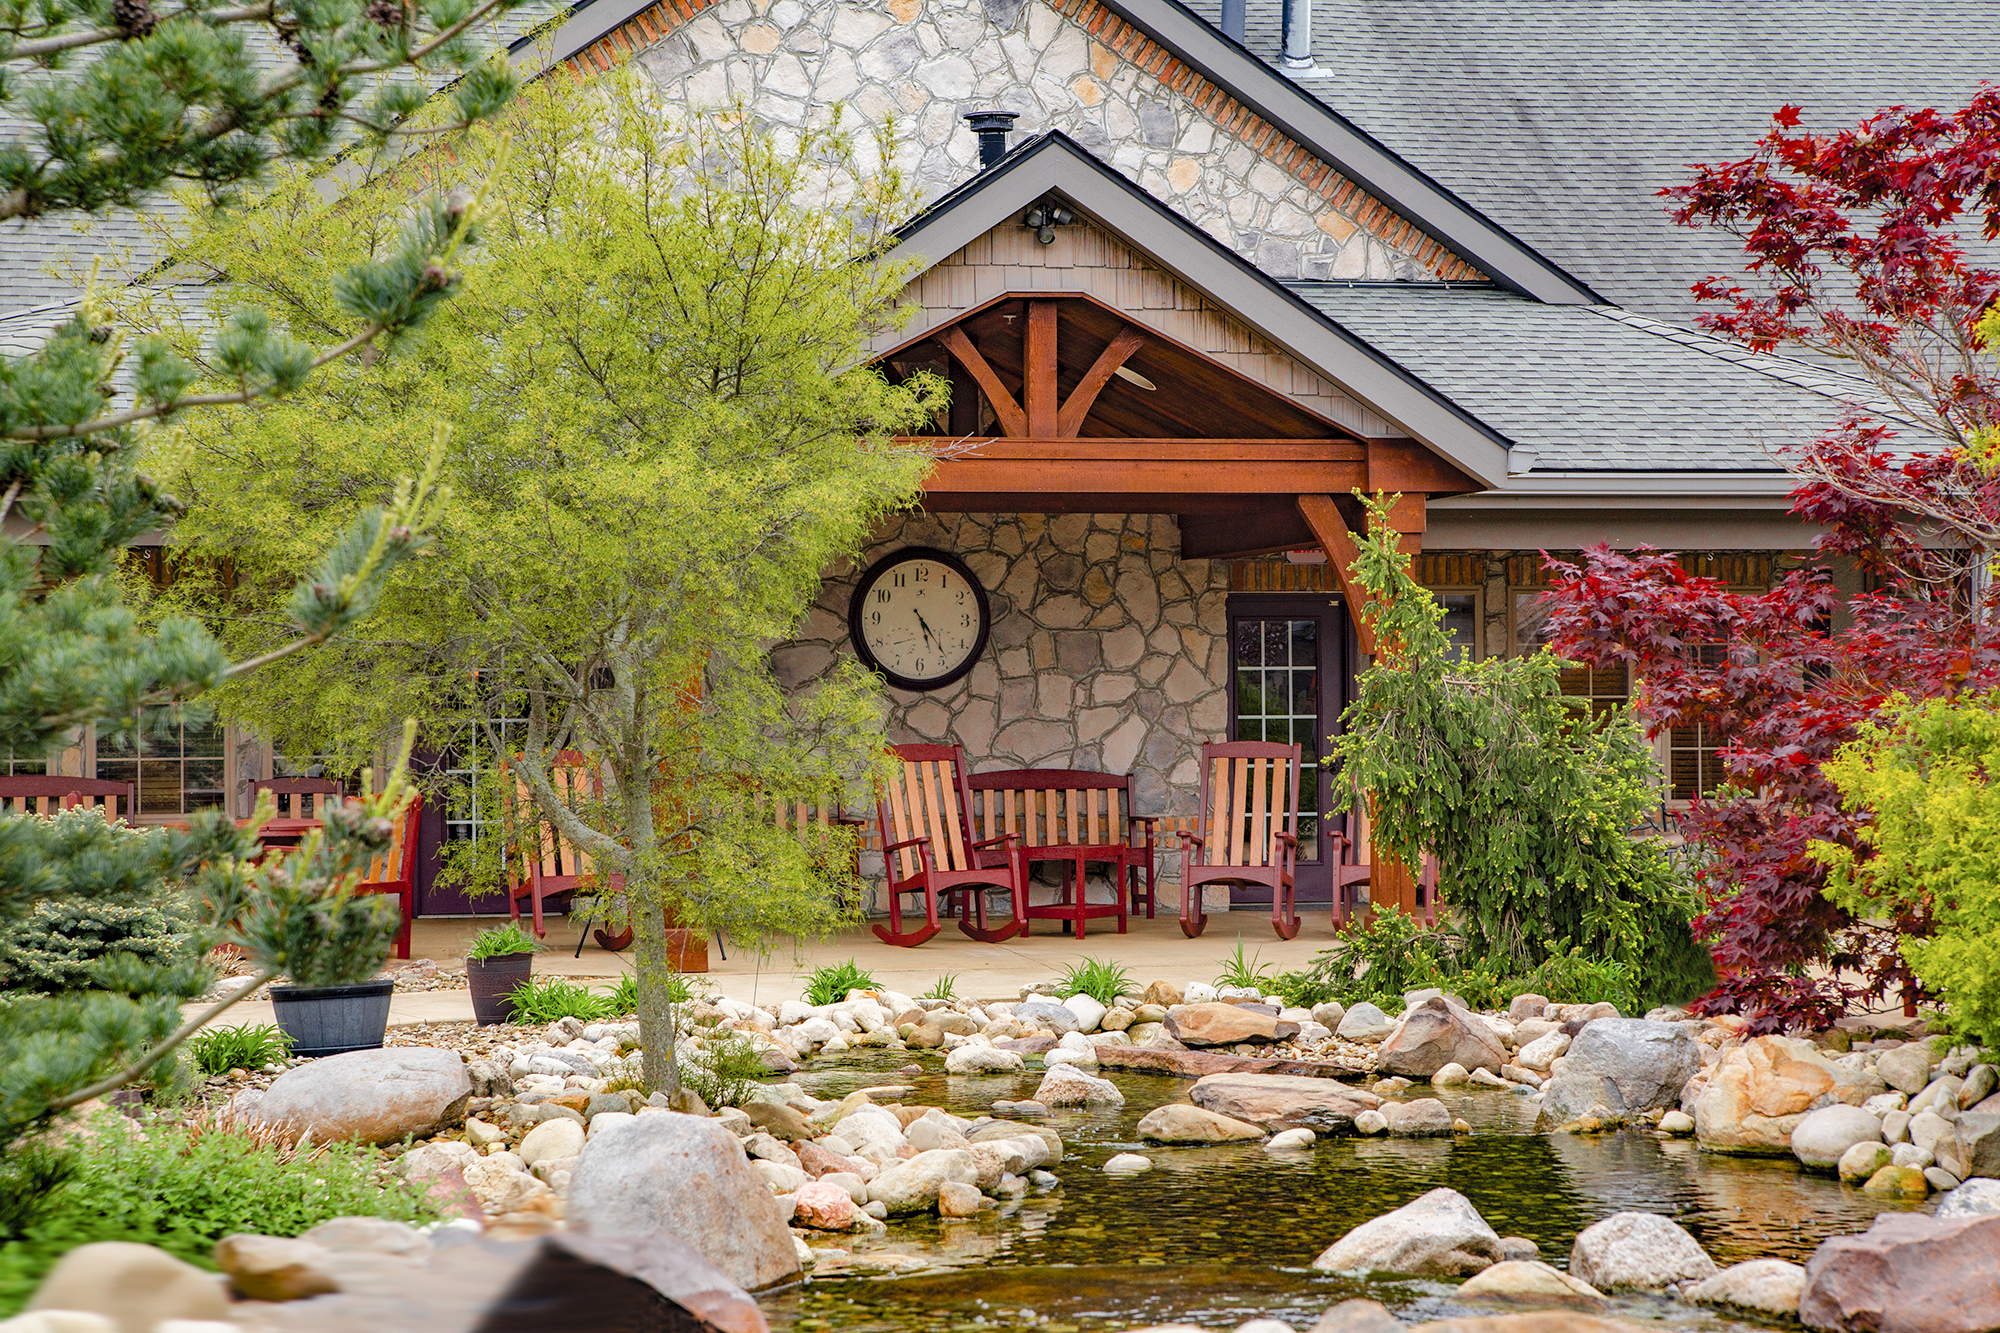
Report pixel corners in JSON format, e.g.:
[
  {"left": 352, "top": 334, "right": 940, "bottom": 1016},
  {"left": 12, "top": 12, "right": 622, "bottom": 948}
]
[{"left": 848, "top": 547, "right": 992, "bottom": 691}]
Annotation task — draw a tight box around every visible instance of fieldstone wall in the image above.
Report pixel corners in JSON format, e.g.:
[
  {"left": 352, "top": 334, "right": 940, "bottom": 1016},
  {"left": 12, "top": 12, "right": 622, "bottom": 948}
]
[
  {"left": 774, "top": 510, "right": 1233, "bottom": 905},
  {"left": 634, "top": 0, "right": 1469, "bottom": 282}
]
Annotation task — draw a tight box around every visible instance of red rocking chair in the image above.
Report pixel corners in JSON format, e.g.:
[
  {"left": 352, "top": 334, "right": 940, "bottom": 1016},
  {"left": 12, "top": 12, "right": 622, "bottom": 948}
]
[
  {"left": 1178, "top": 740, "right": 1302, "bottom": 940},
  {"left": 503, "top": 752, "right": 625, "bottom": 939},
  {"left": 873, "top": 744, "right": 1027, "bottom": 947}
]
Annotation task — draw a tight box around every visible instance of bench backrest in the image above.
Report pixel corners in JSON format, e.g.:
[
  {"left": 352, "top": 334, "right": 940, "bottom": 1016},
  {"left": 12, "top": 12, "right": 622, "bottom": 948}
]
[
  {"left": 880, "top": 744, "right": 976, "bottom": 880},
  {"left": 1191, "top": 742, "right": 1300, "bottom": 870},
  {"left": 358, "top": 794, "right": 423, "bottom": 887},
  {"left": 503, "top": 752, "right": 603, "bottom": 888},
  {"left": 967, "top": 768, "right": 1134, "bottom": 851},
  {"left": 253, "top": 776, "right": 346, "bottom": 821},
  {"left": 0, "top": 776, "right": 136, "bottom": 823}
]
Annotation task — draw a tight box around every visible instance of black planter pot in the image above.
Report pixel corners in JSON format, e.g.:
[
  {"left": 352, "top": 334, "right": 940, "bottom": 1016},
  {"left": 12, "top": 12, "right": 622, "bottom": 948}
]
[
  {"left": 468, "top": 951, "right": 533, "bottom": 1026},
  {"left": 270, "top": 978, "right": 394, "bottom": 1057}
]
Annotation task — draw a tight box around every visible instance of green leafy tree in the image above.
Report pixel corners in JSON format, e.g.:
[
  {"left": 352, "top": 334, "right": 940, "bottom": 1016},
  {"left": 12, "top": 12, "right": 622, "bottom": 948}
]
[
  {"left": 1818, "top": 692, "right": 2000, "bottom": 1049},
  {"left": 139, "top": 72, "right": 945, "bottom": 1093},
  {"left": 1331, "top": 495, "right": 1710, "bottom": 1009}
]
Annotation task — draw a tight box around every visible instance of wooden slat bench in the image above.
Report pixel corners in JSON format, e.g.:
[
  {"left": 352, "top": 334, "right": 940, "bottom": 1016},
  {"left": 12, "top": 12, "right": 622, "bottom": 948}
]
[{"left": 966, "top": 768, "right": 1156, "bottom": 939}]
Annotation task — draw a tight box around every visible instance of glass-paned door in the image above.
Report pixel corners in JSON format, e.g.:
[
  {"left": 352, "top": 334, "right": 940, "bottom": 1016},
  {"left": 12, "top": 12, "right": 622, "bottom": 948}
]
[{"left": 1227, "top": 595, "right": 1351, "bottom": 905}]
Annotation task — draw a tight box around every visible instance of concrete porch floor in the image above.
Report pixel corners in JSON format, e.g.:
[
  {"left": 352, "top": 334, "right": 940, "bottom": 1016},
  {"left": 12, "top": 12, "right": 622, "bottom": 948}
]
[{"left": 198, "top": 906, "right": 1348, "bottom": 1030}]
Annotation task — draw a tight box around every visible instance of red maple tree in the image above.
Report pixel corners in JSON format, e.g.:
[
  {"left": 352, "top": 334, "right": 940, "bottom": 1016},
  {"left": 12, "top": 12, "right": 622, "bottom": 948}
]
[{"left": 1539, "top": 92, "right": 2000, "bottom": 1032}]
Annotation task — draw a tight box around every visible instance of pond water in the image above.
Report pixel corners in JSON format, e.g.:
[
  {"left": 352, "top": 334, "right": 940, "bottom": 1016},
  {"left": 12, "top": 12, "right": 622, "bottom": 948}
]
[{"left": 760, "top": 1054, "right": 1930, "bottom": 1333}]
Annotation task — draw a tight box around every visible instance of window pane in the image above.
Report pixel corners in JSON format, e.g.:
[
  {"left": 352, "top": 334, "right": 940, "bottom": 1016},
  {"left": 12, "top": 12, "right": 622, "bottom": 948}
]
[
  {"left": 1439, "top": 593, "right": 1477, "bottom": 658},
  {"left": 1513, "top": 591, "right": 1552, "bottom": 655},
  {"left": 184, "top": 718, "right": 225, "bottom": 758},
  {"left": 1236, "top": 670, "right": 1263, "bottom": 719},
  {"left": 1234, "top": 621, "right": 1262, "bottom": 668},
  {"left": 1260, "top": 621, "right": 1286, "bottom": 667},
  {"left": 1297, "top": 815, "right": 1318, "bottom": 863},
  {"left": 1288, "top": 619, "right": 1315, "bottom": 665},
  {"left": 138, "top": 759, "right": 182, "bottom": 815}
]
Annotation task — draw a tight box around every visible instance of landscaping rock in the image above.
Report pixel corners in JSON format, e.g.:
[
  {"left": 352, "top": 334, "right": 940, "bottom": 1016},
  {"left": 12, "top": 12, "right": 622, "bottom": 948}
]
[
  {"left": 1515, "top": 1030, "right": 1570, "bottom": 1074},
  {"left": 1457, "top": 1260, "right": 1606, "bottom": 1307},
  {"left": 1103, "top": 1153, "right": 1153, "bottom": 1174},
  {"left": 1376, "top": 999, "right": 1507, "bottom": 1077},
  {"left": 1337, "top": 1002, "right": 1396, "bottom": 1043},
  {"left": 744, "top": 1101, "right": 813, "bottom": 1141},
  {"left": 944, "top": 1044, "right": 1025, "bottom": 1075},
  {"left": 1187, "top": 1073, "right": 1382, "bottom": 1132},
  {"left": 1800, "top": 1211, "right": 2000, "bottom": 1333},
  {"left": 1267, "top": 1128, "right": 1316, "bottom": 1151},
  {"left": 1793, "top": 1105, "right": 1884, "bottom": 1170},
  {"left": 463, "top": 1156, "right": 555, "bottom": 1214},
  {"left": 1687, "top": 1259, "right": 1806, "bottom": 1316},
  {"left": 1508, "top": 994, "right": 1550, "bottom": 1022},
  {"left": 1695, "top": 1036, "right": 1855, "bottom": 1155},
  {"left": 868, "top": 1149, "right": 979, "bottom": 1215},
  {"left": 566, "top": 1110, "right": 800, "bottom": 1290},
  {"left": 1876, "top": 1044, "right": 1934, "bottom": 1096},
  {"left": 296, "top": 1217, "right": 430, "bottom": 1260},
  {"left": 937, "top": 1180, "right": 983, "bottom": 1216},
  {"left": 1381, "top": 1099, "right": 1454, "bottom": 1137},
  {"left": 1567, "top": 1213, "right": 1717, "bottom": 1290},
  {"left": 1937, "top": 1178, "right": 2000, "bottom": 1216},
  {"left": 251, "top": 1047, "right": 471, "bottom": 1146},
  {"left": 1143, "top": 981, "right": 1184, "bottom": 1007},
  {"left": 25, "top": 1243, "right": 232, "bottom": 1333},
  {"left": 1310, "top": 1187, "right": 1503, "bottom": 1276},
  {"left": 1015, "top": 998, "right": 1080, "bottom": 1033},
  {"left": 518, "top": 1116, "right": 587, "bottom": 1168},
  {"left": 1957, "top": 1064, "right": 1997, "bottom": 1109},
  {"left": 1062, "top": 994, "right": 1108, "bottom": 1032},
  {"left": 1537, "top": 1020, "right": 1702, "bottom": 1126},
  {"left": 1839, "top": 1141, "right": 1894, "bottom": 1184},
  {"left": 1955, "top": 1112, "right": 2000, "bottom": 1179},
  {"left": 0, "top": 1314, "right": 117, "bottom": 1333},
  {"left": 791, "top": 1180, "right": 857, "bottom": 1230},
  {"left": 1034, "top": 1065, "right": 1124, "bottom": 1106},
  {"left": 213, "top": 1234, "right": 341, "bottom": 1302},
  {"left": 1164, "top": 1003, "right": 1297, "bottom": 1047},
  {"left": 1137, "top": 1104, "right": 1266, "bottom": 1144},
  {"left": 1862, "top": 1165, "right": 1930, "bottom": 1196},
  {"left": 1312, "top": 1002, "right": 1348, "bottom": 1030}
]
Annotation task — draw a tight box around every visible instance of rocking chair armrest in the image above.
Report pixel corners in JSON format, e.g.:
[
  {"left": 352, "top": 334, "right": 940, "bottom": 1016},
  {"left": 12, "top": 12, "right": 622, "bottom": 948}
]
[
  {"left": 882, "top": 835, "right": 932, "bottom": 853},
  {"left": 1177, "top": 829, "right": 1206, "bottom": 849},
  {"left": 1274, "top": 831, "right": 1299, "bottom": 848},
  {"left": 1126, "top": 815, "right": 1159, "bottom": 828},
  {"left": 969, "top": 833, "right": 1020, "bottom": 850}
]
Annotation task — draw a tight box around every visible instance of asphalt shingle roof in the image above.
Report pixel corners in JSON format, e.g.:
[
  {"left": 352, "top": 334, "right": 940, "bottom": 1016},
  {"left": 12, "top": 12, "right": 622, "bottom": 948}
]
[{"left": 1287, "top": 283, "right": 1885, "bottom": 470}]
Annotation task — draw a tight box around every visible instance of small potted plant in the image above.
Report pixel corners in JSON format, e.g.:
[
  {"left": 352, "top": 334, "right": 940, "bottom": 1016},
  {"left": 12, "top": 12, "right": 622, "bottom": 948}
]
[
  {"left": 466, "top": 922, "right": 538, "bottom": 1025},
  {"left": 266, "top": 886, "right": 406, "bottom": 1058}
]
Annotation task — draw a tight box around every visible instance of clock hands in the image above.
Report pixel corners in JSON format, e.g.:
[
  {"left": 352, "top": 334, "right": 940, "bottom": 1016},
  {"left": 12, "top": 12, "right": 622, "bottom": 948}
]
[{"left": 914, "top": 609, "right": 942, "bottom": 653}]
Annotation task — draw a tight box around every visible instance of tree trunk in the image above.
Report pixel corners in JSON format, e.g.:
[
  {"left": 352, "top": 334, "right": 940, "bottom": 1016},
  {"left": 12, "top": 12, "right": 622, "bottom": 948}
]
[{"left": 629, "top": 870, "right": 682, "bottom": 1096}]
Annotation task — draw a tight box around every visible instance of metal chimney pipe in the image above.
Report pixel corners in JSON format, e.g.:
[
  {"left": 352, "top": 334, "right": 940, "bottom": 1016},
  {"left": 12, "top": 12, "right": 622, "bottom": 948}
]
[
  {"left": 963, "top": 111, "right": 1021, "bottom": 168},
  {"left": 1281, "top": 0, "right": 1313, "bottom": 69},
  {"left": 1220, "top": 0, "right": 1245, "bottom": 42}
]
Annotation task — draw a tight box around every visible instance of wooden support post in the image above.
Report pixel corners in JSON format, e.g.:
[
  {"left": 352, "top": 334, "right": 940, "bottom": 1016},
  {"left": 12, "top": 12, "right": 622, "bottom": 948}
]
[
  {"left": 1057, "top": 327, "right": 1145, "bottom": 437},
  {"left": 937, "top": 327, "right": 1026, "bottom": 438},
  {"left": 1294, "top": 493, "right": 1377, "bottom": 658},
  {"left": 1024, "top": 299, "right": 1060, "bottom": 439}
]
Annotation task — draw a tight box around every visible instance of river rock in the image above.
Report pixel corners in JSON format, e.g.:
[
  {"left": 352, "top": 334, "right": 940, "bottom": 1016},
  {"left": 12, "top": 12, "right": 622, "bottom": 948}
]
[
  {"left": 1508, "top": 994, "right": 1550, "bottom": 1022},
  {"left": 1103, "top": 1153, "right": 1152, "bottom": 1175},
  {"left": 1337, "top": 1002, "right": 1397, "bottom": 1043},
  {"left": 1164, "top": 1003, "right": 1297, "bottom": 1047},
  {"left": 1015, "top": 998, "right": 1081, "bottom": 1033},
  {"left": 1515, "top": 1030, "right": 1571, "bottom": 1074},
  {"left": 945, "top": 1045, "right": 1025, "bottom": 1074},
  {"left": 967, "top": 1118, "right": 1064, "bottom": 1163},
  {"left": 250, "top": 1047, "right": 471, "bottom": 1146},
  {"left": 1035, "top": 1065, "right": 1124, "bottom": 1106},
  {"left": 1793, "top": 1105, "right": 1884, "bottom": 1170},
  {"left": 1568, "top": 1213, "right": 1717, "bottom": 1290},
  {"left": 1863, "top": 1165, "right": 1930, "bottom": 1196},
  {"left": 1876, "top": 1044, "right": 1934, "bottom": 1096},
  {"left": 1801, "top": 1211, "right": 2000, "bottom": 1332},
  {"left": 1377, "top": 999, "right": 1507, "bottom": 1077},
  {"left": 1187, "top": 1073, "right": 1383, "bottom": 1132},
  {"left": 566, "top": 1110, "right": 798, "bottom": 1290},
  {"left": 1839, "top": 1141, "right": 1894, "bottom": 1183},
  {"left": 297, "top": 1216, "right": 431, "bottom": 1259},
  {"left": 1313, "top": 1002, "right": 1348, "bottom": 1029},
  {"left": 1309, "top": 1300, "right": 1404, "bottom": 1333},
  {"left": 1268, "top": 1128, "right": 1316, "bottom": 1151},
  {"left": 518, "top": 1116, "right": 588, "bottom": 1168},
  {"left": 1696, "top": 1036, "right": 1859, "bottom": 1155},
  {"left": 1137, "top": 1104, "right": 1266, "bottom": 1144},
  {"left": 1956, "top": 1112, "right": 2000, "bottom": 1178},
  {"left": 859, "top": 1148, "right": 978, "bottom": 1215},
  {"left": 1382, "top": 1098, "right": 1454, "bottom": 1136},
  {"left": 1937, "top": 1178, "right": 2000, "bottom": 1216},
  {"left": 1537, "top": 1020, "right": 1702, "bottom": 1126},
  {"left": 937, "top": 1180, "right": 983, "bottom": 1216},
  {"left": 1355, "top": 1110, "right": 1388, "bottom": 1135},
  {"left": 25, "top": 1243, "right": 232, "bottom": 1333},
  {"left": 1457, "top": 1260, "right": 1606, "bottom": 1307},
  {"left": 212, "top": 1234, "right": 341, "bottom": 1302},
  {"left": 1687, "top": 1259, "right": 1807, "bottom": 1316},
  {"left": 1311, "top": 1187, "right": 1503, "bottom": 1276},
  {"left": 1061, "top": 994, "right": 1108, "bottom": 1032},
  {"left": 1910, "top": 1110, "right": 1954, "bottom": 1154},
  {"left": 1958, "top": 1065, "right": 1997, "bottom": 1109}
]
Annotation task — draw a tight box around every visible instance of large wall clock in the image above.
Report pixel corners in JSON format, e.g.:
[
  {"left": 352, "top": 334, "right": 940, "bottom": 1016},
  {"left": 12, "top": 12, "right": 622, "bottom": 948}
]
[{"left": 848, "top": 546, "right": 991, "bottom": 691}]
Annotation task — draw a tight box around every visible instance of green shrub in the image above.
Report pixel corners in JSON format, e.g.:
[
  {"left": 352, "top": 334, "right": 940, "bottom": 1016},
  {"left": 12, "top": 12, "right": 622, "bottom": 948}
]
[
  {"left": 921, "top": 972, "right": 959, "bottom": 1001},
  {"left": 803, "top": 958, "right": 878, "bottom": 1006},
  {"left": 0, "top": 1112, "right": 437, "bottom": 1316},
  {"left": 1214, "top": 939, "right": 1277, "bottom": 991},
  {"left": 679, "top": 1031, "right": 769, "bottom": 1109},
  {"left": 1055, "top": 956, "right": 1133, "bottom": 1006},
  {"left": 184, "top": 1024, "right": 292, "bottom": 1077},
  {"left": 506, "top": 976, "right": 618, "bottom": 1024},
  {"left": 466, "top": 922, "right": 539, "bottom": 960},
  {"left": 0, "top": 879, "right": 199, "bottom": 995}
]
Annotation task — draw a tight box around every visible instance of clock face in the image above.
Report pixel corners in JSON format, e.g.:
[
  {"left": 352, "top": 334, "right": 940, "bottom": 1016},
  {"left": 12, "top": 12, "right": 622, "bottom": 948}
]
[{"left": 848, "top": 547, "right": 991, "bottom": 691}]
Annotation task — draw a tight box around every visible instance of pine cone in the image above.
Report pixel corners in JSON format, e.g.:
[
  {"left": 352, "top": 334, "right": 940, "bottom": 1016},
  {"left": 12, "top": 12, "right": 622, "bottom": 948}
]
[
  {"left": 365, "top": 0, "right": 407, "bottom": 27},
  {"left": 112, "top": 0, "right": 155, "bottom": 37}
]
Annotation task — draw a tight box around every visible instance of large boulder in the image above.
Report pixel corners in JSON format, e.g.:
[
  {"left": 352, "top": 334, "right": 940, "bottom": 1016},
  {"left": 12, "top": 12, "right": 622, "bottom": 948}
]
[
  {"left": 1163, "top": 1002, "right": 1298, "bottom": 1047},
  {"left": 566, "top": 1111, "right": 800, "bottom": 1291},
  {"left": 1695, "top": 1036, "right": 1868, "bottom": 1155},
  {"left": 1376, "top": 999, "right": 1507, "bottom": 1077},
  {"left": 1310, "top": 1187, "right": 1504, "bottom": 1276},
  {"left": 26, "top": 1243, "right": 233, "bottom": 1333},
  {"left": 1136, "top": 1104, "right": 1266, "bottom": 1144},
  {"left": 1800, "top": 1212, "right": 2000, "bottom": 1333},
  {"left": 1956, "top": 1112, "right": 2000, "bottom": 1179},
  {"left": 251, "top": 1047, "right": 471, "bottom": 1146},
  {"left": 1187, "top": 1073, "right": 1383, "bottom": 1132},
  {"left": 864, "top": 1148, "right": 979, "bottom": 1216},
  {"left": 1536, "top": 1020, "right": 1701, "bottom": 1126},
  {"left": 1687, "top": 1259, "right": 1807, "bottom": 1317},
  {"left": 1792, "top": 1106, "right": 1883, "bottom": 1171},
  {"left": 1938, "top": 1178, "right": 2000, "bottom": 1217},
  {"left": 1567, "top": 1213, "right": 1717, "bottom": 1290}
]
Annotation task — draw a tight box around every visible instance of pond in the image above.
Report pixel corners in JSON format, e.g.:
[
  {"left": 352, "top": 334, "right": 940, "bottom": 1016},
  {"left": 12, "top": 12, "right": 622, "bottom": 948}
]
[{"left": 759, "top": 1053, "right": 1929, "bottom": 1333}]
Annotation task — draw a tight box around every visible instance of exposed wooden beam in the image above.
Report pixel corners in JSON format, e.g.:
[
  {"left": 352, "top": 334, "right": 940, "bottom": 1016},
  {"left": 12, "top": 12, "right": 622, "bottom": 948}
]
[
  {"left": 1387, "top": 494, "right": 1426, "bottom": 554},
  {"left": 1366, "top": 438, "right": 1481, "bottom": 495},
  {"left": 1024, "top": 299, "right": 1060, "bottom": 438},
  {"left": 1056, "top": 328, "right": 1146, "bottom": 438},
  {"left": 912, "top": 438, "right": 1364, "bottom": 459},
  {"left": 1295, "top": 493, "right": 1377, "bottom": 657},
  {"left": 936, "top": 327, "right": 1026, "bottom": 438}
]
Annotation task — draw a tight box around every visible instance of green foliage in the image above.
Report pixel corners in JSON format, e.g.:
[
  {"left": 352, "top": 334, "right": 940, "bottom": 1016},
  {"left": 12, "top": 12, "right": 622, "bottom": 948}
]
[
  {"left": 184, "top": 1024, "right": 291, "bottom": 1077},
  {"left": 921, "top": 973, "right": 960, "bottom": 1002},
  {"left": 1819, "top": 692, "right": 2000, "bottom": 1048},
  {"left": 804, "top": 959, "right": 880, "bottom": 1007},
  {"left": 1055, "top": 956, "right": 1134, "bottom": 1006},
  {"left": 677, "top": 1031, "right": 770, "bottom": 1110},
  {"left": 467, "top": 923, "right": 539, "bottom": 960},
  {"left": 137, "top": 72, "right": 942, "bottom": 1093},
  {"left": 1214, "top": 938, "right": 1277, "bottom": 991},
  {"left": 605, "top": 971, "right": 681, "bottom": 1015},
  {"left": 0, "top": 1112, "right": 437, "bottom": 1316},
  {"left": 0, "top": 841, "right": 198, "bottom": 993},
  {"left": 505, "top": 976, "right": 619, "bottom": 1025},
  {"left": 1332, "top": 494, "right": 1709, "bottom": 1009}
]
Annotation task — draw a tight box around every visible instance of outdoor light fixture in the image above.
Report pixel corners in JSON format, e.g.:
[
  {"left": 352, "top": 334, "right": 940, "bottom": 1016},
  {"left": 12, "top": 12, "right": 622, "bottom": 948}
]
[{"left": 1023, "top": 203, "right": 1074, "bottom": 244}]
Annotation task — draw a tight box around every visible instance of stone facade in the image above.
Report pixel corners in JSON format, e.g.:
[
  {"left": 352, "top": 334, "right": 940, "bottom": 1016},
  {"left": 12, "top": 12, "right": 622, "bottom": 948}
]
[{"left": 626, "top": 0, "right": 1477, "bottom": 282}]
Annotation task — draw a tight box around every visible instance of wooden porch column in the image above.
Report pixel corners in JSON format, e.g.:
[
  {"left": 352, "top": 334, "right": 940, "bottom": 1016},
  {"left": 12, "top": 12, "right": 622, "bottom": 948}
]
[
  {"left": 1024, "top": 299, "right": 1060, "bottom": 438},
  {"left": 1294, "top": 494, "right": 1377, "bottom": 657}
]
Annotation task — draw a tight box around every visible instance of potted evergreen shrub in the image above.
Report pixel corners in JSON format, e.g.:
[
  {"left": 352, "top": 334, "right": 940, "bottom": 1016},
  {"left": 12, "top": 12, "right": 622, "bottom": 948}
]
[
  {"left": 267, "top": 885, "right": 408, "bottom": 1058},
  {"left": 466, "top": 923, "right": 538, "bottom": 1025}
]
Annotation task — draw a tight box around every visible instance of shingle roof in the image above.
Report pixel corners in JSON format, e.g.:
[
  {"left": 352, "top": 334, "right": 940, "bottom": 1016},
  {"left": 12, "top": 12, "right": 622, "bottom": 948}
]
[
  {"left": 1286, "top": 283, "right": 1886, "bottom": 470},
  {"left": 1185, "top": 0, "right": 1997, "bottom": 321}
]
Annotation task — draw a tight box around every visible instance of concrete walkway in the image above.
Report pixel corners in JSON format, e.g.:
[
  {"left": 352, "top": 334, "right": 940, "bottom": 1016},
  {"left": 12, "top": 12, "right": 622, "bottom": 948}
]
[{"left": 193, "top": 908, "right": 1343, "bottom": 1031}]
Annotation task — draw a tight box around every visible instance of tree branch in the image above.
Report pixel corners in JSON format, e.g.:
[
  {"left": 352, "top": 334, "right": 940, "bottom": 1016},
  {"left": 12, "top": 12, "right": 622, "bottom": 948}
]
[{"left": 52, "top": 968, "right": 279, "bottom": 1111}]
